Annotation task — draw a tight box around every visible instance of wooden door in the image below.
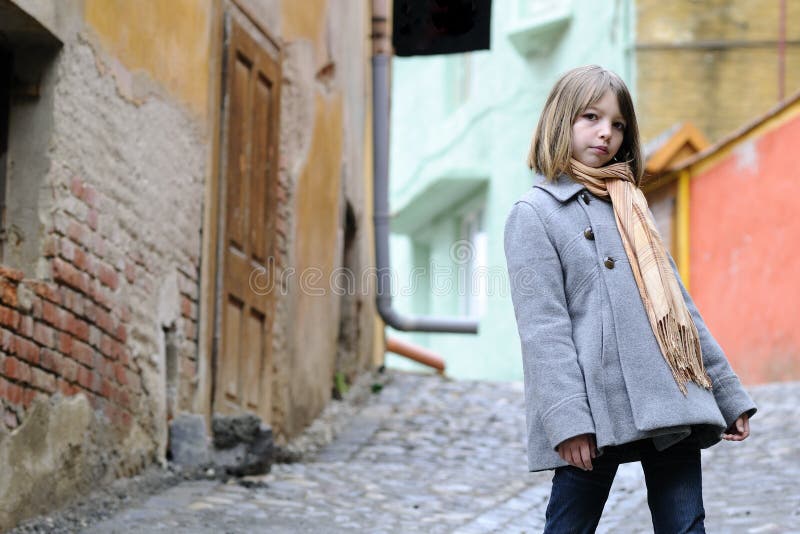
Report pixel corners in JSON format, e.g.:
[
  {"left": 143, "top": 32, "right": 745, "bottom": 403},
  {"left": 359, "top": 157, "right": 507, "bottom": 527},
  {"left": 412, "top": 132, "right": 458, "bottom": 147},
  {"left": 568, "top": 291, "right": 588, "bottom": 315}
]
[{"left": 214, "top": 16, "right": 280, "bottom": 422}]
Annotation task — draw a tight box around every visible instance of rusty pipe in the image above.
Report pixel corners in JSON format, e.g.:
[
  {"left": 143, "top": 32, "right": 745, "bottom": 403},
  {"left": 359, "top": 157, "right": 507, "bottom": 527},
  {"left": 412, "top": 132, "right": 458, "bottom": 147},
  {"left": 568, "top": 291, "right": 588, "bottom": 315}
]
[{"left": 386, "top": 336, "right": 446, "bottom": 374}]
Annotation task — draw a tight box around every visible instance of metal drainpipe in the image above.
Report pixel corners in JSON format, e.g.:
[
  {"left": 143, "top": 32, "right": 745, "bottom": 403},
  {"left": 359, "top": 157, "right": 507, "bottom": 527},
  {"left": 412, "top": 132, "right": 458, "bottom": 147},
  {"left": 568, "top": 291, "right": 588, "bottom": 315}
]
[{"left": 371, "top": 0, "right": 478, "bottom": 334}]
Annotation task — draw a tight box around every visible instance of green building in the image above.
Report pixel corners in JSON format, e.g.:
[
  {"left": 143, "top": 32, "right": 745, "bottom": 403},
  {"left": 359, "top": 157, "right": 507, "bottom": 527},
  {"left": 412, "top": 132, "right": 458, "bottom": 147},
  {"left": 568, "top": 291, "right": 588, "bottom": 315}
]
[{"left": 387, "top": 0, "right": 635, "bottom": 380}]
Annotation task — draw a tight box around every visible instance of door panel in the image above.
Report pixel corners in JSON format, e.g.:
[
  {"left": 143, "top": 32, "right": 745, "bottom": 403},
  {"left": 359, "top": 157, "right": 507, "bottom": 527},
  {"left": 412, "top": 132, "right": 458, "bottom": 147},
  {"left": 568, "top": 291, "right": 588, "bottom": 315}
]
[{"left": 214, "top": 16, "right": 280, "bottom": 424}]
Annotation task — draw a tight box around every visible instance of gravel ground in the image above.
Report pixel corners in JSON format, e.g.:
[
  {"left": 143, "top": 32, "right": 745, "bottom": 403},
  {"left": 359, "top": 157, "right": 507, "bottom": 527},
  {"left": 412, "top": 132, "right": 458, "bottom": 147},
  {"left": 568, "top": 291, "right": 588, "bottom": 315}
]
[
  {"left": 12, "top": 370, "right": 799, "bottom": 533},
  {"left": 9, "top": 367, "right": 392, "bottom": 533}
]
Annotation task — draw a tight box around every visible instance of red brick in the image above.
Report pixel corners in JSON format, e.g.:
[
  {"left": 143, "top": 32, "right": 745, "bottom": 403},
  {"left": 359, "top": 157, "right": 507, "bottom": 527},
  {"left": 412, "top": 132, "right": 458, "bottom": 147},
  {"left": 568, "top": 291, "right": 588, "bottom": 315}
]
[
  {"left": 92, "top": 233, "right": 107, "bottom": 259},
  {"left": 86, "top": 209, "right": 99, "bottom": 231},
  {"left": 71, "top": 339, "right": 94, "bottom": 366},
  {"left": 33, "top": 322, "right": 55, "bottom": 349},
  {"left": 39, "top": 349, "right": 62, "bottom": 373},
  {"left": 5, "top": 357, "right": 31, "bottom": 383},
  {"left": 100, "top": 378, "right": 113, "bottom": 399},
  {"left": 0, "top": 305, "right": 20, "bottom": 330},
  {"left": 4, "top": 380, "right": 24, "bottom": 405},
  {"left": 59, "top": 237, "right": 75, "bottom": 262},
  {"left": 52, "top": 258, "right": 89, "bottom": 294},
  {"left": 61, "top": 358, "right": 78, "bottom": 383},
  {"left": 59, "top": 287, "right": 85, "bottom": 316},
  {"left": 100, "top": 335, "right": 115, "bottom": 359},
  {"left": 114, "top": 362, "right": 127, "bottom": 385},
  {"left": 120, "top": 410, "right": 132, "bottom": 427},
  {"left": 58, "top": 332, "right": 73, "bottom": 354},
  {"left": 30, "top": 281, "right": 60, "bottom": 304},
  {"left": 31, "top": 367, "right": 56, "bottom": 393},
  {"left": 19, "top": 315, "right": 34, "bottom": 338},
  {"left": 41, "top": 301, "right": 62, "bottom": 328},
  {"left": 67, "top": 220, "right": 92, "bottom": 249},
  {"left": 93, "top": 308, "right": 115, "bottom": 336},
  {"left": 118, "top": 346, "right": 131, "bottom": 366},
  {"left": 183, "top": 320, "right": 196, "bottom": 341},
  {"left": 76, "top": 365, "right": 92, "bottom": 390},
  {"left": 0, "top": 266, "right": 24, "bottom": 282},
  {"left": 96, "top": 356, "right": 114, "bottom": 378},
  {"left": 115, "top": 324, "right": 127, "bottom": 343},
  {"left": 57, "top": 378, "right": 75, "bottom": 396},
  {"left": 81, "top": 184, "right": 97, "bottom": 207},
  {"left": 97, "top": 263, "right": 119, "bottom": 291},
  {"left": 87, "top": 281, "right": 112, "bottom": 310},
  {"left": 73, "top": 246, "right": 90, "bottom": 272},
  {"left": 15, "top": 336, "right": 40, "bottom": 364},
  {"left": 22, "top": 388, "right": 38, "bottom": 408},
  {"left": 70, "top": 175, "right": 84, "bottom": 198},
  {"left": 180, "top": 296, "right": 192, "bottom": 319},
  {"left": 0, "top": 279, "right": 18, "bottom": 308},
  {"left": 64, "top": 314, "right": 90, "bottom": 342}
]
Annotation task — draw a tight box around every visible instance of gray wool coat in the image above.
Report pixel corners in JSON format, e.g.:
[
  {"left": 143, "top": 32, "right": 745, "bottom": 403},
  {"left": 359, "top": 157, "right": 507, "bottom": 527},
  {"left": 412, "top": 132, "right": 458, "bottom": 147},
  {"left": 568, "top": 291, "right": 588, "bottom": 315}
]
[{"left": 504, "top": 173, "right": 757, "bottom": 472}]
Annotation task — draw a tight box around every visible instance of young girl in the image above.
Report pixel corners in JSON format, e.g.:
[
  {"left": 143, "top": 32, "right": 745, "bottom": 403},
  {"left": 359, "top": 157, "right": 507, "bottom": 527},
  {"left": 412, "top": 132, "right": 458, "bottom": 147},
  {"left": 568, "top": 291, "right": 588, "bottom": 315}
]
[{"left": 503, "top": 65, "right": 757, "bottom": 533}]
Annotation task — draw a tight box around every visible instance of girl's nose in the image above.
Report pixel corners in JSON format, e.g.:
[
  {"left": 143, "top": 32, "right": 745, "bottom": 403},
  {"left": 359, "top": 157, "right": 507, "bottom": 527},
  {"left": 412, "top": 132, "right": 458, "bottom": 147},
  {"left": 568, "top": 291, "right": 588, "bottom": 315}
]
[{"left": 598, "top": 121, "right": 611, "bottom": 139}]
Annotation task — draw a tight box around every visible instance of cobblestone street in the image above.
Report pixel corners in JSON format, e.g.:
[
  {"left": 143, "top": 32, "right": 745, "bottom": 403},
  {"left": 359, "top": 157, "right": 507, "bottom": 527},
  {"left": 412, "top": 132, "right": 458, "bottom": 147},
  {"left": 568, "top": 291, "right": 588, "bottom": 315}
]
[{"left": 74, "top": 371, "right": 800, "bottom": 533}]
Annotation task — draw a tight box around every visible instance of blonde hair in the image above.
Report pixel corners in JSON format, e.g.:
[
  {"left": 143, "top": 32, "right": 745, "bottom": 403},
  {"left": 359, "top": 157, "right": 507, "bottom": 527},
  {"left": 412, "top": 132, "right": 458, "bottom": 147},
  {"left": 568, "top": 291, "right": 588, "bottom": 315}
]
[{"left": 528, "top": 65, "right": 644, "bottom": 186}]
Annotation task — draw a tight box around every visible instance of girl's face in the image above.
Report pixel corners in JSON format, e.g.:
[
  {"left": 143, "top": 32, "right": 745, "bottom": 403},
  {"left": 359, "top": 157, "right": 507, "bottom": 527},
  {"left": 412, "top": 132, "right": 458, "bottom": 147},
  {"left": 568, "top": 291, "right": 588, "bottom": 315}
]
[{"left": 571, "top": 89, "right": 626, "bottom": 168}]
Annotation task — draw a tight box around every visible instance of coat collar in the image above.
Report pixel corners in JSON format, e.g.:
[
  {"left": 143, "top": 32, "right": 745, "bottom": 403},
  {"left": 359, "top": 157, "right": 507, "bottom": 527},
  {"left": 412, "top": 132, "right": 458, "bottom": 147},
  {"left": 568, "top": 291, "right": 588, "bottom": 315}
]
[{"left": 532, "top": 173, "right": 585, "bottom": 203}]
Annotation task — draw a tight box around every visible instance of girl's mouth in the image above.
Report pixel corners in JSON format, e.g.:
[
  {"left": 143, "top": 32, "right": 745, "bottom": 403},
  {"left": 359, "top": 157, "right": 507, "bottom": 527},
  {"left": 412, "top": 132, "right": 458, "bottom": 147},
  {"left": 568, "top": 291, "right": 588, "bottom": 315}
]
[{"left": 591, "top": 146, "right": 609, "bottom": 154}]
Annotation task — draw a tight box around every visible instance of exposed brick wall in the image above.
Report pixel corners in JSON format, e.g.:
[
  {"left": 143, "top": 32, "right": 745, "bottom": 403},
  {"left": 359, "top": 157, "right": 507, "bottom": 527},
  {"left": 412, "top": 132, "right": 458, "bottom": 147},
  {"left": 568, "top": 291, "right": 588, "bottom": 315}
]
[
  {"left": 0, "top": 261, "right": 134, "bottom": 429},
  {"left": 0, "top": 33, "right": 204, "bottom": 453},
  {"left": 636, "top": 0, "right": 800, "bottom": 142}
]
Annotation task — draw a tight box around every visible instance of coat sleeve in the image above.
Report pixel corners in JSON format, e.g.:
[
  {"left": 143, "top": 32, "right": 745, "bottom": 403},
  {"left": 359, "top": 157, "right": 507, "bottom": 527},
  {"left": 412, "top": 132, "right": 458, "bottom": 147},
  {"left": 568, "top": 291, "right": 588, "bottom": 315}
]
[
  {"left": 504, "top": 200, "right": 596, "bottom": 451},
  {"left": 666, "top": 253, "right": 758, "bottom": 427}
]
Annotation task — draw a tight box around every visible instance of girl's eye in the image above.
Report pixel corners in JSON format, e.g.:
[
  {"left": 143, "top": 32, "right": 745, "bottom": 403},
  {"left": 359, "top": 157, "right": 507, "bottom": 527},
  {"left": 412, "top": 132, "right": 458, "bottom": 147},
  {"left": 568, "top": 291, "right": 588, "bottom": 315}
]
[
  {"left": 584, "top": 113, "right": 598, "bottom": 120},
  {"left": 614, "top": 122, "right": 626, "bottom": 130}
]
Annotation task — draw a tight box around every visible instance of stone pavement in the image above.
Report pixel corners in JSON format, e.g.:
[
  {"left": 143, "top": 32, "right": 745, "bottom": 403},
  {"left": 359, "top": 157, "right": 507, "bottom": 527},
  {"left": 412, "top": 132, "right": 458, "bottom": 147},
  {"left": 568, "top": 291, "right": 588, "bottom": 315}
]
[{"left": 83, "top": 371, "right": 799, "bottom": 533}]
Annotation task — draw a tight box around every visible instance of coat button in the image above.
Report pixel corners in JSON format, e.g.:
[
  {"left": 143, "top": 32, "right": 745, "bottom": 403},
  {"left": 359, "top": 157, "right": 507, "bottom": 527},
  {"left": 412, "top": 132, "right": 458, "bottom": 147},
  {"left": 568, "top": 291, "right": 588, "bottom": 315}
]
[
  {"left": 604, "top": 256, "right": 615, "bottom": 269},
  {"left": 580, "top": 191, "right": 591, "bottom": 204},
  {"left": 583, "top": 226, "right": 595, "bottom": 240}
]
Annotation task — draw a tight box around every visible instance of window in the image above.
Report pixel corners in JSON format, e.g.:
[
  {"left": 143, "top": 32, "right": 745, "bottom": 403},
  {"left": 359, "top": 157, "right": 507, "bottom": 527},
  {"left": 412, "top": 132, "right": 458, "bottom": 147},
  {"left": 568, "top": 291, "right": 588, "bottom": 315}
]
[
  {"left": 458, "top": 206, "right": 487, "bottom": 318},
  {"left": 444, "top": 52, "right": 473, "bottom": 114}
]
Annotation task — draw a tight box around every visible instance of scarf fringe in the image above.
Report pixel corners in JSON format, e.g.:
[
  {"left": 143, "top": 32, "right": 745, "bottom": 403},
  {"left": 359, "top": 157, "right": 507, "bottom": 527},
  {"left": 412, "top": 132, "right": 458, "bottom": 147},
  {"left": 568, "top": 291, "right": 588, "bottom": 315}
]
[{"left": 656, "top": 313, "right": 713, "bottom": 395}]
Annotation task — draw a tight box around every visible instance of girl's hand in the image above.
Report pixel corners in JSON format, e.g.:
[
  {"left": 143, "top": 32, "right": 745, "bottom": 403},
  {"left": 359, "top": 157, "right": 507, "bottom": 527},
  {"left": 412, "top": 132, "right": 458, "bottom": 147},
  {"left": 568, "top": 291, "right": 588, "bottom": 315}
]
[
  {"left": 557, "top": 433, "right": 597, "bottom": 471},
  {"left": 722, "top": 412, "right": 750, "bottom": 441}
]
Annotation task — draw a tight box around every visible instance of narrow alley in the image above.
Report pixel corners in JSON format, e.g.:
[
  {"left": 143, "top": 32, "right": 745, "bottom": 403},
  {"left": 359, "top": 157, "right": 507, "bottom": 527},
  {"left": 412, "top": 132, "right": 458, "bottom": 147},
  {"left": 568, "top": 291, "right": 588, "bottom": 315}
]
[{"left": 19, "top": 370, "right": 799, "bottom": 533}]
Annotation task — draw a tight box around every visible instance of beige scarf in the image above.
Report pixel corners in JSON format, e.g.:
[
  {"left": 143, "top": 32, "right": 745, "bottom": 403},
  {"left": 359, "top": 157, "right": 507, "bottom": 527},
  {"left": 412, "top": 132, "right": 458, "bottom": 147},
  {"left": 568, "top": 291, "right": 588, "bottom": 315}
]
[{"left": 569, "top": 158, "right": 713, "bottom": 395}]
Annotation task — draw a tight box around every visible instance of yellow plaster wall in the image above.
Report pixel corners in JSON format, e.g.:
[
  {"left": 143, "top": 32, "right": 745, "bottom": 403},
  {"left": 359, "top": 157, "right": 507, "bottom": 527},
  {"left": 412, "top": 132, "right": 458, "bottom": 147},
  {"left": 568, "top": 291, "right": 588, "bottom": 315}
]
[
  {"left": 636, "top": 0, "right": 800, "bottom": 142},
  {"left": 83, "top": 0, "right": 213, "bottom": 119},
  {"left": 280, "top": 0, "right": 327, "bottom": 42}
]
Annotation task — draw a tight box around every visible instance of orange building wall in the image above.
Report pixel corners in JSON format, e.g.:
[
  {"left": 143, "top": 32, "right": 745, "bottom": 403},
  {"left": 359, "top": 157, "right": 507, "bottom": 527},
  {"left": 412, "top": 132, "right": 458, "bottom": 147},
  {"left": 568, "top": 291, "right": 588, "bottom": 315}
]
[{"left": 688, "top": 113, "right": 800, "bottom": 384}]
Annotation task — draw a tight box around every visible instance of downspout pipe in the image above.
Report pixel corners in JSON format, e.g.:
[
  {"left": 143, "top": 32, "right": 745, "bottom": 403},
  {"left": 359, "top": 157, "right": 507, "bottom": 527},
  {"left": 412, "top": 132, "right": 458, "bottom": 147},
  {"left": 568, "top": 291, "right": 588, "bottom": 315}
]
[{"left": 371, "top": 0, "right": 478, "bottom": 334}]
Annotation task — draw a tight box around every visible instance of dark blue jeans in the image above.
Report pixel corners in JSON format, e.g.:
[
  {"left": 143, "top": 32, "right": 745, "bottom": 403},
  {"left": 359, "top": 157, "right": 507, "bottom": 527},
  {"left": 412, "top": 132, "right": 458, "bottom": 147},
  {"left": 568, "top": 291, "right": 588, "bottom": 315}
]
[{"left": 544, "top": 437, "right": 706, "bottom": 533}]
